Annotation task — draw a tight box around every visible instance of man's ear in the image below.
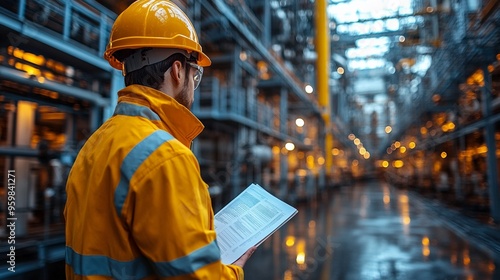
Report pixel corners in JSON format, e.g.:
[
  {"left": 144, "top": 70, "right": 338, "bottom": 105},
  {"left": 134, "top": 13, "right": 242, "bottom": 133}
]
[{"left": 169, "top": 60, "right": 183, "bottom": 86}]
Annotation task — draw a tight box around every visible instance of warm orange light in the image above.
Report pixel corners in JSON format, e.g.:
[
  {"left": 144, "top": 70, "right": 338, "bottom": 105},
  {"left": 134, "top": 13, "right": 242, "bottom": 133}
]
[
  {"left": 409, "top": 141, "right": 416, "bottom": 149},
  {"left": 393, "top": 160, "right": 404, "bottom": 168},
  {"left": 317, "top": 157, "right": 325, "bottom": 165},
  {"left": 488, "top": 262, "right": 495, "bottom": 272},
  {"left": 257, "top": 61, "right": 269, "bottom": 80},
  {"left": 477, "top": 145, "right": 488, "bottom": 154},
  {"left": 385, "top": 126, "right": 392, "bottom": 133},
  {"left": 15, "top": 62, "right": 41, "bottom": 76},
  {"left": 441, "top": 152, "right": 447, "bottom": 159},
  {"left": 432, "top": 94, "right": 441, "bottom": 103},
  {"left": 422, "top": 237, "right": 430, "bottom": 246},
  {"left": 297, "top": 169, "right": 307, "bottom": 177},
  {"left": 307, "top": 155, "right": 315, "bottom": 169},
  {"left": 309, "top": 220, "right": 316, "bottom": 228},
  {"left": 285, "top": 236, "right": 295, "bottom": 247},
  {"left": 394, "top": 141, "right": 401, "bottom": 148},
  {"left": 296, "top": 239, "right": 306, "bottom": 265},
  {"left": 260, "top": 73, "right": 270, "bottom": 80},
  {"left": 23, "top": 52, "right": 45, "bottom": 66},
  {"left": 422, "top": 247, "right": 430, "bottom": 257},
  {"left": 467, "top": 69, "right": 484, "bottom": 86},
  {"left": 239, "top": 51, "right": 247, "bottom": 61}
]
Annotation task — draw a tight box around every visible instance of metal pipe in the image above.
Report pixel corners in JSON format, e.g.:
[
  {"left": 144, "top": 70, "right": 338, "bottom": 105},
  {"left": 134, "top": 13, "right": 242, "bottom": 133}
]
[
  {"left": 316, "top": 0, "right": 332, "bottom": 175},
  {"left": 18, "top": 0, "right": 26, "bottom": 21},
  {"left": 481, "top": 66, "right": 500, "bottom": 222},
  {"left": 63, "top": 0, "right": 72, "bottom": 40}
]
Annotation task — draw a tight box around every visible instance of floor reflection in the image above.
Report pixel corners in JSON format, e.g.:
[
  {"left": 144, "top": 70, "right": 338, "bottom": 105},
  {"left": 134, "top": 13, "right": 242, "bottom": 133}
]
[{"left": 244, "top": 180, "right": 499, "bottom": 280}]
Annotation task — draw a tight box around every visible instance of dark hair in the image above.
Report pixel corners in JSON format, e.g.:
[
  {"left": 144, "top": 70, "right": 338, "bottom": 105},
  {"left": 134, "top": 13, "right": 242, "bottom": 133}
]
[{"left": 114, "top": 50, "right": 190, "bottom": 89}]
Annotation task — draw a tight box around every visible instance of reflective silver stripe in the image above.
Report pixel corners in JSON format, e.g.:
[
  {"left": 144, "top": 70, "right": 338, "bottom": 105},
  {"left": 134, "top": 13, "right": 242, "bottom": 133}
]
[
  {"left": 153, "top": 240, "right": 221, "bottom": 277},
  {"left": 114, "top": 130, "right": 174, "bottom": 216},
  {"left": 65, "top": 246, "right": 153, "bottom": 279},
  {"left": 113, "top": 102, "right": 161, "bottom": 121},
  {"left": 66, "top": 241, "right": 221, "bottom": 278}
]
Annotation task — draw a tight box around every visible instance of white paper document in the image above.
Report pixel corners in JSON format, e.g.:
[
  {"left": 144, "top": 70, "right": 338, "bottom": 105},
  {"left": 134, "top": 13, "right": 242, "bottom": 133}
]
[{"left": 214, "top": 183, "right": 298, "bottom": 264}]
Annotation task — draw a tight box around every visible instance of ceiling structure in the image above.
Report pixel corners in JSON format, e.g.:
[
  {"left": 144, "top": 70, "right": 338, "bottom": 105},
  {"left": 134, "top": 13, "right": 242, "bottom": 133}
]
[
  {"left": 95, "top": 0, "right": 500, "bottom": 160},
  {"left": 327, "top": 0, "right": 437, "bottom": 157},
  {"left": 327, "top": 0, "right": 500, "bottom": 160}
]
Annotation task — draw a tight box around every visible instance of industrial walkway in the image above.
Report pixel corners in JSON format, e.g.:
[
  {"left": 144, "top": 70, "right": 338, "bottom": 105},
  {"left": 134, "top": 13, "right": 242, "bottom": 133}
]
[
  {"left": 244, "top": 180, "right": 500, "bottom": 280},
  {"left": 2, "top": 179, "right": 500, "bottom": 279}
]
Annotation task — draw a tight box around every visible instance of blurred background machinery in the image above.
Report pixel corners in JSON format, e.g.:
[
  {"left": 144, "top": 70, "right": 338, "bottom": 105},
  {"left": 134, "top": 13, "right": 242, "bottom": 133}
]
[{"left": 0, "top": 0, "right": 500, "bottom": 279}]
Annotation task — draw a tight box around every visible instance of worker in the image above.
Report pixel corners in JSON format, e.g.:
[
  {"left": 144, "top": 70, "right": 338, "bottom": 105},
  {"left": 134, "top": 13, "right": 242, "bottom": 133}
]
[{"left": 64, "top": 1, "right": 255, "bottom": 279}]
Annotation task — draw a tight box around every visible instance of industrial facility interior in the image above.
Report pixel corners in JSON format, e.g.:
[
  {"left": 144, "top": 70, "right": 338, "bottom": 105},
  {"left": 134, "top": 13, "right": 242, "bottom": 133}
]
[{"left": 1, "top": 0, "right": 500, "bottom": 279}]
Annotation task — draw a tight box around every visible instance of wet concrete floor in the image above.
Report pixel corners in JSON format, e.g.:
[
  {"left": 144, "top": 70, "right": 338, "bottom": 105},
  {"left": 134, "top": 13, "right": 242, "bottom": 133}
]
[{"left": 243, "top": 180, "right": 500, "bottom": 280}]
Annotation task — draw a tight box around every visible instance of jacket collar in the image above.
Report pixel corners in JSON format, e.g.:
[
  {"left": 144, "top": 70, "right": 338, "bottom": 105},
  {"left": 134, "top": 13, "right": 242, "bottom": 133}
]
[{"left": 115, "top": 85, "right": 204, "bottom": 147}]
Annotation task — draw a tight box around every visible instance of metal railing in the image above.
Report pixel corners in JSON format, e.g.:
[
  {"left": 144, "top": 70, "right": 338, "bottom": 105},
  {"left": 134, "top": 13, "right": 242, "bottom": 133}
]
[
  {"left": 0, "top": 0, "right": 114, "bottom": 55},
  {"left": 193, "top": 77, "right": 315, "bottom": 146}
]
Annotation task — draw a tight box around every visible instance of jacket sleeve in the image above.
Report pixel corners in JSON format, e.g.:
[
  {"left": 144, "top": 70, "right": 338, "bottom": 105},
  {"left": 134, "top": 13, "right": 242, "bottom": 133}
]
[{"left": 124, "top": 149, "right": 244, "bottom": 280}]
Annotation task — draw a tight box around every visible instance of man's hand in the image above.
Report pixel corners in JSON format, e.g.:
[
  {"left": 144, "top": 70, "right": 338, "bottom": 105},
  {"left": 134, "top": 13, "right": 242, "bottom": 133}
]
[{"left": 232, "top": 246, "right": 257, "bottom": 268}]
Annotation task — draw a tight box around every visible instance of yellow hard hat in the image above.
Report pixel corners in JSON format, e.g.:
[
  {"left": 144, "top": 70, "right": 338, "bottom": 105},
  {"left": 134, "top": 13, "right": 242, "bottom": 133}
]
[{"left": 104, "top": 0, "right": 211, "bottom": 72}]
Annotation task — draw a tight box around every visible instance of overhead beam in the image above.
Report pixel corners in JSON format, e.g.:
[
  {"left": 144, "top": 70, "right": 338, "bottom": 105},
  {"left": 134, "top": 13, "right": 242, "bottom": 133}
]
[
  {"left": 0, "top": 66, "right": 109, "bottom": 107},
  {"left": 0, "top": 13, "right": 112, "bottom": 71},
  {"left": 334, "top": 30, "right": 405, "bottom": 44},
  {"left": 333, "top": 9, "right": 445, "bottom": 26}
]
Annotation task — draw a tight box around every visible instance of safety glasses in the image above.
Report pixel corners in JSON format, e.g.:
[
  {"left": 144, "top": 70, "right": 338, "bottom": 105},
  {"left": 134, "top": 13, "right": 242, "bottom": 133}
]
[{"left": 187, "top": 62, "right": 203, "bottom": 90}]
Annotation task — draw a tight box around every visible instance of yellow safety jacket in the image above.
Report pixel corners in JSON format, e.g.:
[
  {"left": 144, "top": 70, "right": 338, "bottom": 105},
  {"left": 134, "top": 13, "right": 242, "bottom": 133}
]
[{"left": 65, "top": 85, "right": 244, "bottom": 279}]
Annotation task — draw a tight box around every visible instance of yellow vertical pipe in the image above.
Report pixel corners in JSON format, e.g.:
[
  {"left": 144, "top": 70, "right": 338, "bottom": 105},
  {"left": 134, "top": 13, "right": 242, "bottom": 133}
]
[{"left": 315, "top": 0, "right": 332, "bottom": 175}]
